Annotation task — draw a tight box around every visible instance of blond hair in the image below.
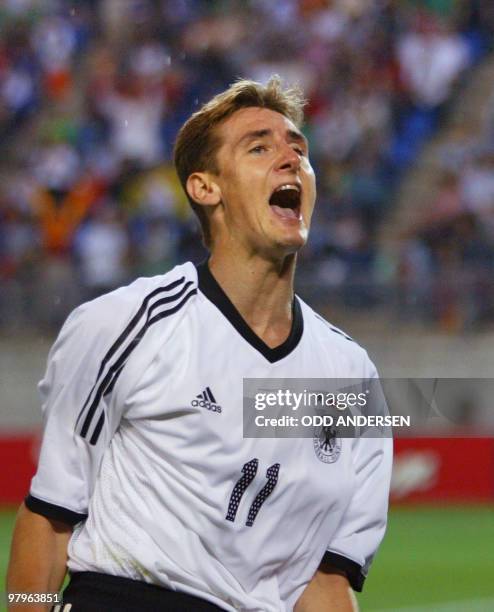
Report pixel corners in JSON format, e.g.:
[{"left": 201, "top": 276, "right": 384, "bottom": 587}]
[{"left": 173, "top": 76, "right": 306, "bottom": 247}]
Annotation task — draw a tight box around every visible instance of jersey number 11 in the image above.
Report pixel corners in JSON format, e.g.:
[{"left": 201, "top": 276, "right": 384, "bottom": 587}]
[{"left": 225, "top": 458, "right": 280, "bottom": 527}]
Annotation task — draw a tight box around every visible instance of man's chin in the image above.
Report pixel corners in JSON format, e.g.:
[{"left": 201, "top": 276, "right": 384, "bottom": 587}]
[
  {"left": 271, "top": 230, "right": 308, "bottom": 257},
  {"left": 280, "top": 226, "right": 309, "bottom": 249}
]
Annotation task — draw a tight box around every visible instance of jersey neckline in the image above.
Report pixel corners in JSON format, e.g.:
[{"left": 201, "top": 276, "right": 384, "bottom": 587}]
[{"left": 196, "top": 261, "right": 304, "bottom": 363}]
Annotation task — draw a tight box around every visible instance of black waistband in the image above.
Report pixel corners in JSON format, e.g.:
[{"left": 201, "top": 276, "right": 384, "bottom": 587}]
[{"left": 63, "top": 572, "right": 226, "bottom": 612}]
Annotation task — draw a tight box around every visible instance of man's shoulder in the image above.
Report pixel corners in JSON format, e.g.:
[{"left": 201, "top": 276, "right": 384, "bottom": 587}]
[
  {"left": 298, "top": 296, "right": 355, "bottom": 343},
  {"left": 297, "top": 297, "right": 376, "bottom": 372},
  {"left": 84, "top": 261, "right": 196, "bottom": 312},
  {"left": 68, "top": 262, "right": 199, "bottom": 340}
]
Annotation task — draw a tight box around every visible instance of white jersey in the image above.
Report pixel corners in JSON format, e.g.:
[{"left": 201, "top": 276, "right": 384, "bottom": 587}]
[{"left": 28, "top": 261, "right": 392, "bottom": 612}]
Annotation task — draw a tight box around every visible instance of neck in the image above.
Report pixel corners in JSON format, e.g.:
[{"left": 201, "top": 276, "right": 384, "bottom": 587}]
[{"left": 208, "top": 250, "right": 297, "bottom": 348}]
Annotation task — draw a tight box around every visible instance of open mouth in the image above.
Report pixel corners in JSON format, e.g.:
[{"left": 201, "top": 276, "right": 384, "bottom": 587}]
[{"left": 269, "top": 184, "right": 302, "bottom": 220}]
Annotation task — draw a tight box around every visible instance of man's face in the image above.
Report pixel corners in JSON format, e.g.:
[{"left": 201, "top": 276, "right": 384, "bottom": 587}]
[{"left": 211, "top": 107, "right": 316, "bottom": 257}]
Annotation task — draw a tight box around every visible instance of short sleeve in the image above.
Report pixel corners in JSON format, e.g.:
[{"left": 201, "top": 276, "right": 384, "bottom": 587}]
[
  {"left": 26, "top": 267, "right": 196, "bottom": 525},
  {"left": 322, "top": 352, "right": 392, "bottom": 592},
  {"left": 26, "top": 301, "right": 128, "bottom": 525},
  {"left": 322, "top": 432, "right": 392, "bottom": 592}
]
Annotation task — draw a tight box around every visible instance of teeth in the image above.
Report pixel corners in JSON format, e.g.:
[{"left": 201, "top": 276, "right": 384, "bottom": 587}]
[{"left": 275, "top": 184, "right": 300, "bottom": 192}]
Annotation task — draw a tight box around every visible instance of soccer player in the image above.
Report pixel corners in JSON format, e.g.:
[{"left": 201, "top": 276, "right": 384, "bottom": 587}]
[{"left": 7, "top": 77, "right": 392, "bottom": 611}]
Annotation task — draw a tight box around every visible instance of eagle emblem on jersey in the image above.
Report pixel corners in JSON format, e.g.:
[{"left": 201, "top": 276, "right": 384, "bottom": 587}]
[{"left": 313, "top": 425, "right": 342, "bottom": 463}]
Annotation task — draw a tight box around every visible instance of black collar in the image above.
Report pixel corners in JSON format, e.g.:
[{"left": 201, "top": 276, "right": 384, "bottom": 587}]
[{"left": 196, "top": 261, "right": 303, "bottom": 363}]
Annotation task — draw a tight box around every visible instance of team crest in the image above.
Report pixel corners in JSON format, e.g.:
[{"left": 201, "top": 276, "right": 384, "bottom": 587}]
[{"left": 313, "top": 425, "right": 342, "bottom": 464}]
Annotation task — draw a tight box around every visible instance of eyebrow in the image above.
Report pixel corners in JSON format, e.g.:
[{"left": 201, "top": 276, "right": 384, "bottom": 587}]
[{"left": 236, "top": 128, "right": 308, "bottom": 149}]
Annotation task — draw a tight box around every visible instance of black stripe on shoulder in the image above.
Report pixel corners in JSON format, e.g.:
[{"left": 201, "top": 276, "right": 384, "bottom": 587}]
[
  {"left": 146, "top": 287, "right": 196, "bottom": 326},
  {"left": 86, "top": 287, "right": 197, "bottom": 445},
  {"left": 92, "top": 277, "right": 186, "bottom": 388},
  {"left": 89, "top": 411, "right": 105, "bottom": 445},
  {"left": 25, "top": 494, "right": 87, "bottom": 526},
  {"left": 77, "top": 279, "right": 193, "bottom": 439},
  {"left": 314, "top": 314, "right": 354, "bottom": 342},
  {"left": 76, "top": 276, "right": 187, "bottom": 429},
  {"left": 320, "top": 551, "right": 365, "bottom": 592}
]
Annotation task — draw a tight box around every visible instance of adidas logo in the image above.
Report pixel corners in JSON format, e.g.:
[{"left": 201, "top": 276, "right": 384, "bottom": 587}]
[{"left": 191, "top": 387, "right": 222, "bottom": 413}]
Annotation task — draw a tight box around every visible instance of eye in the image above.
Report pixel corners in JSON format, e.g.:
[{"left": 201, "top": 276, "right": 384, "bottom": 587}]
[
  {"left": 293, "top": 146, "right": 306, "bottom": 156},
  {"left": 249, "top": 144, "right": 268, "bottom": 154}
]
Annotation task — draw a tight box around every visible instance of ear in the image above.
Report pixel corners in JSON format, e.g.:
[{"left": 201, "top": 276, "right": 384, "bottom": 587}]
[{"left": 186, "top": 172, "right": 222, "bottom": 207}]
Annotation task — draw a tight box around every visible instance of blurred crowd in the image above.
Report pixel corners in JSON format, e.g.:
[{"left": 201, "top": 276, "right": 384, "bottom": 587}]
[
  {"left": 1, "top": 0, "right": 493, "bottom": 331},
  {"left": 398, "top": 130, "right": 494, "bottom": 331}
]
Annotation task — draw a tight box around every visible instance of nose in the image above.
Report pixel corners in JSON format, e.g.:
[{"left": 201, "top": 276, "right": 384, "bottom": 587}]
[{"left": 276, "top": 143, "right": 300, "bottom": 172}]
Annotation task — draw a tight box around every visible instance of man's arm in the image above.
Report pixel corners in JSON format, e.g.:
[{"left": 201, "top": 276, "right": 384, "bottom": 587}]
[
  {"left": 6, "top": 503, "right": 72, "bottom": 612},
  {"left": 294, "top": 569, "right": 358, "bottom": 612}
]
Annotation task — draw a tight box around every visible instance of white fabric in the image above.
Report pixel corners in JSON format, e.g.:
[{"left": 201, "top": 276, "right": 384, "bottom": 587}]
[{"left": 30, "top": 262, "right": 392, "bottom": 612}]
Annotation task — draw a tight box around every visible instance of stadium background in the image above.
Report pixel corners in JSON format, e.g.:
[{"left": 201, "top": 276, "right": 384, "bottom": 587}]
[{"left": 0, "top": 1, "right": 493, "bottom": 610}]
